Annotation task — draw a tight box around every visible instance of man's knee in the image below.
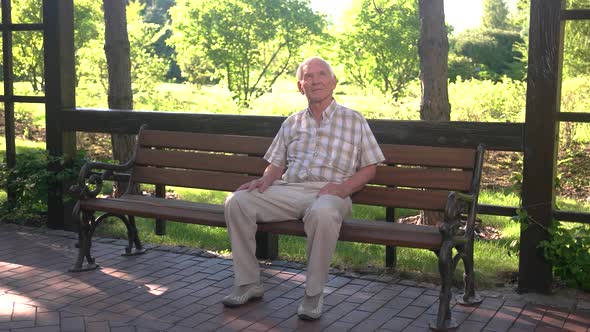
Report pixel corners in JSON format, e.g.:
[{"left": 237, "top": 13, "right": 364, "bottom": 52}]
[
  {"left": 224, "top": 190, "right": 250, "bottom": 215},
  {"left": 306, "top": 205, "right": 341, "bottom": 223}
]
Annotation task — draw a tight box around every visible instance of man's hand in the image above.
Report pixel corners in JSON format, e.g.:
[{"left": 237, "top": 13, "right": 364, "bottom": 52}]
[
  {"left": 236, "top": 164, "right": 284, "bottom": 193},
  {"left": 319, "top": 183, "right": 352, "bottom": 198},
  {"left": 237, "top": 177, "right": 274, "bottom": 193}
]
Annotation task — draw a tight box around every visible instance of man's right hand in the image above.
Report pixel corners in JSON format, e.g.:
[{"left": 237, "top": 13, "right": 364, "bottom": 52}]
[
  {"left": 237, "top": 164, "right": 284, "bottom": 193},
  {"left": 237, "top": 177, "right": 273, "bottom": 193}
]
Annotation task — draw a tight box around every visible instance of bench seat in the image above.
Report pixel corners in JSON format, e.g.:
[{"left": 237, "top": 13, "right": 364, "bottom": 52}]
[
  {"left": 69, "top": 125, "right": 486, "bottom": 331},
  {"left": 81, "top": 195, "right": 443, "bottom": 250}
]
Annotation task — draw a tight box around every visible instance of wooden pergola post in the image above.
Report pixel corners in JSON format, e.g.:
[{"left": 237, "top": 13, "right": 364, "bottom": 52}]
[
  {"left": 520, "top": 0, "right": 565, "bottom": 293},
  {"left": 43, "top": 0, "right": 77, "bottom": 230}
]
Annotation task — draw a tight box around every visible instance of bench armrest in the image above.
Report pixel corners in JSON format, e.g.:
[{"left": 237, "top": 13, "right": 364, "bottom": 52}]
[
  {"left": 69, "top": 160, "right": 134, "bottom": 200},
  {"left": 440, "top": 191, "right": 477, "bottom": 242}
]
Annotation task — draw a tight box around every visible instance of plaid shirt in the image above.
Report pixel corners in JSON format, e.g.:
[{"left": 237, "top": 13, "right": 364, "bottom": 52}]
[{"left": 264, "top": 100, "right": 385, "bottom": 184}]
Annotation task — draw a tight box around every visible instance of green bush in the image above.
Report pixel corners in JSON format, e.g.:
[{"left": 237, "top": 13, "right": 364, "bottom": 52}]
[
  {"left": 449, "top": 78, "right": 526, "bottom": 122},
  {"left": 541, "top": 222, "right": 590, "bottom": 291},
  {"left": 0, "top": 150, "right": 85, "bottom": 223}
]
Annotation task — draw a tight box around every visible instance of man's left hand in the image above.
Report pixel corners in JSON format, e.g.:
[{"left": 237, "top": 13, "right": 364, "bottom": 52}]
[{"left": 318, "top": 183, "right": 351, "bottom": 198}]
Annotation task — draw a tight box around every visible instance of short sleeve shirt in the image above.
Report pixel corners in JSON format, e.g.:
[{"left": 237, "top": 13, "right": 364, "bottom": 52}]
[{"left": 264, "top": 100, "right": 385, "bottom": 183}]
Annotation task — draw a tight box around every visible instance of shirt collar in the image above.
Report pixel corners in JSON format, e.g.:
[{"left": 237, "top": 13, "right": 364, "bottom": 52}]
[{"left": 306, "top": 99, "right": 338, "bottom": 121}]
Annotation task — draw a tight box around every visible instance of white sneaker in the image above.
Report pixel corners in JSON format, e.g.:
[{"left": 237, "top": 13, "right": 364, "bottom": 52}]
[
  {"left": 222, "top": 283, "right": 264, "bottom": 307},
  {"left": 297, "top": 292, "right": 323, "bottom": 320}
]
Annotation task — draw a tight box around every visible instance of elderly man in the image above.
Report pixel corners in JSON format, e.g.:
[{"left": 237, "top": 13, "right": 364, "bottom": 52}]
[{"left": 222, "top": 56, "right": 385, "bottom": 320}]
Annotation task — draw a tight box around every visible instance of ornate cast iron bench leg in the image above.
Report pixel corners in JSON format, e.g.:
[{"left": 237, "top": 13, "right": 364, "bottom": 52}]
[
  {"left": 70, "top": 210, "right": 98, "bottom": 272},
  {"left": 430, "top": 240, "right": 458, "bottom": 331},
  {"left": 123, "top": 215, "right": 146, "bottom": 256},
  {"left": 456, "top": 242, "right": 482, "bottom": 305}
]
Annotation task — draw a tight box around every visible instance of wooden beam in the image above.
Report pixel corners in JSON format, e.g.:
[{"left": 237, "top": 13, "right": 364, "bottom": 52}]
[
  {"left": 43, "top": 0, "right": 77, "bottom": 231},
  {"left": 553, "top": 211, "right": 590, "bottom": 224},
  {"left": 557, "top": 112, "right": 590, "bottom": 123},
  {"left": 60, "top": 108, "right": 525, "bottom": 151},
  {"left": 561, "top": 9, "right": 590, "bottom": 20},
  {"left": 0, "top": 23, "right": 44, "bottom": 31},
  {"left": 520, "top": 0, "right": 565, "bottom": 293},
  {"left": 2, "top": 0, "right": 16, "bottom": 208},
  {"left": 0, "top": 95, "right": 45, "bottom": 103}
]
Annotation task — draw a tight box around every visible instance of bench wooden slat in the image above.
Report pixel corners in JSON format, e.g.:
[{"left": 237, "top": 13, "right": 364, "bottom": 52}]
[
  {"left": 258, "top": 219, "right": 441, "bottom": 249},
  {"left": 80, "top": 195, "right": 442, "bottom": 249},
  {"left": 352, "top": 186, "right": 450, "bottom": 211},
  {"left": 140, "top": 129, "right": 273, "bottom": 156},
  {"left": 81, "top": 196, "right": 227, "bottom": 227},
  {"left": 135, "top": 148, "right": 471, "bottom": 191},
  {"left": 131, "top": 166, "right": 257, "bottom": 191},
  {"left": 380, "top": 144, "right": 476, "bottom": 169},
  {"left": 373, "top": 167, "right": 472, "bottom": 191},
  {"left": 136, "top": 148, "right": 268, "bottom": 175}
]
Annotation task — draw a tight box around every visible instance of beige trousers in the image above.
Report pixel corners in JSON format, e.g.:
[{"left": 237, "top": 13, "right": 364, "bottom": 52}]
[{"left": 224, "top": 181, "right": 352, "bottom": 296}]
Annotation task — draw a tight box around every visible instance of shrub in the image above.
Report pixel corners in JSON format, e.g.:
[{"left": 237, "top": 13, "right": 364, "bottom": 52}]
[{"left": 0, "top": 150, "right": 86, "bottom": 224}]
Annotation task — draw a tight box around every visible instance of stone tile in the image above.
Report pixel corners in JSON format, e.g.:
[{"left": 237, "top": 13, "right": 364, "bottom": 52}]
[
  {"left": 468, "top": 307, "right": 498, "bottom": 323},
  {"left": 384, "top": 296, "right": 414, "bottom": 310},
  {"left": 10, "top": 326, "right": 61, "bottom": 332},
  {"left": 381, "top": 316, "right": 413, "bottom": 331},
  {"left": 323, "top": 321, "right": 356, "bottom": 332},
  {"left": 457, "top": 320, "right": 487, "bottom": 331},
  {"left": 485, "top": 306, "right": 522, "bottom": 332},
  {"left": 357, "top": 299, "right": 387, "bottom": 313},
  {"left": 60, "top": 316, "right": 85, "bottom": 331},
  {"left": 397, "top": 305, "right": 426, "bottom": 319},
  {"left": 35, "top": 311, "right": 60, "bottom": 326},
  {"left": 85, "top": 321, "right": 110, "bottom": 332}
]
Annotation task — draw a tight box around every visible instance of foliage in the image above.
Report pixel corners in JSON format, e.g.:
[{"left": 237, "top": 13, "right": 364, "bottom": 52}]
[
  {"left": 512, "top": 0, "right": 590, "bottom": 80},
  {"left": 73, "top": 0, "right": 104, "bottom": 87},
  {"left": 75, "top": 0, "right": 169, "bottom": 107},
  {"left": 508, "top": 169, "right": 590, "bottom": 291},
  {"left": 563, "top": 6, "right": 590, "bottom": 78},
  {"left": 337, "top": 0, "right": 419, "bottom": 100},
  {"left": 482, "top": 0, "right": 509, "bottom": 30},
  {"left": 169, "top": 0, "right": 326, "bottom": 107},
  {"left": 560, "top": 76, "right": 590, "bottom": 150},
  {"left": 138, "top": 0, "right": 181, "bottom": 81},
  {"left": 448, "top": 78, "right": 526, "bottom": 122},
  {"left": 541, "top": 222, "right": 590, "bottom": 291},
  {"left": 126, "top": 0, "right": 171, "bottom": 105},
  {"left": 12, "top": 0, "right": 44, "bottom": 91},
  {"left": 0, "top": 150, "right": 86, "bottom": 223},
  {"left": 451, "top": 28, "right": 525, "bottom": 81}
]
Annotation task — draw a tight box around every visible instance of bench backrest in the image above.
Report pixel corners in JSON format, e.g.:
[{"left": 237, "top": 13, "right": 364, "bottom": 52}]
[{"left": 131, "top": 128, "right": 484, "bottom": 212}]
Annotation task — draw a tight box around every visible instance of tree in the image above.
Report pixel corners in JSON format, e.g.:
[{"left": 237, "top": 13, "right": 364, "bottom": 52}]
[
  {"left": 139, "top": 0, "right": 181, "bottom": 81},
  {"left": 417, "top": 0, "right": 449, "bottom": 229},
  {"left": 103, "top": 0, "right": 136, "bottom": 197},
  {"left": 563, "top": 0, "right": 590, "bottom": 78},
  {"left": 482, "top": 0, "right": 509, "bottom": 30},
  {"left": 12, "top": 0, "right": 44, "bottom": 91},
  {"left": 126, "top": 0, "right": 170, "bottom": 105},
  {"left": 169, "top": 0, "right": 326, "bottom": 107},
  {"left": 452, "top": 29, "right": 525, "bottom": 80},
  {"left": 511, "top": 0, "right": 590, "bottom": 79},
  {"left": 73, "top": 0, "right": 103, "bottom": 87},
  {"left": 337, "top": 0, "right": 419, "bottom": 100},
  {"left": 76, "top": 0, "right": 169, "bottom": 107}
]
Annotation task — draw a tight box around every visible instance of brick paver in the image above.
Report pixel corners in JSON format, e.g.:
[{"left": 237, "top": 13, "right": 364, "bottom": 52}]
[{"left": 0, "top": 223, "right": 588, "bottom": 332}]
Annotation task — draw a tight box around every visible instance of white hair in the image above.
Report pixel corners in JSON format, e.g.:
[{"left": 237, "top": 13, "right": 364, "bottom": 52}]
[{"left": 296, "top": 56, "right": 336, "bottom": 80}]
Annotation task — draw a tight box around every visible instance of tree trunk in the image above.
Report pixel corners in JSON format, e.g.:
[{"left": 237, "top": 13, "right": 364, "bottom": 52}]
[
  {"left": 103, "top": 0, "right": 137, "bottom": 197},
  {"left": 418, "top": 0, "right": 450, "bottom": 225}
]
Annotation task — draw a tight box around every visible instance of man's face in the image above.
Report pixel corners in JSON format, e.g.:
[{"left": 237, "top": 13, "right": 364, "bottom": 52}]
[{"left": 297, "top": 60, "right": 337, "bottom": 104}]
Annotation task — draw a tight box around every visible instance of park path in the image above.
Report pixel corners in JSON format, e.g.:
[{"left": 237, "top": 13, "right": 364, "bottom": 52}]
[{"left": 0, "top": 223, "right": 589, "bottom": 331}]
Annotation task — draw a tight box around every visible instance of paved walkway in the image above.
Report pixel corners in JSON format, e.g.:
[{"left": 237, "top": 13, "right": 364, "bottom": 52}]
[{"left": 0, "top": 223, "right": 589, "bottom": 332}]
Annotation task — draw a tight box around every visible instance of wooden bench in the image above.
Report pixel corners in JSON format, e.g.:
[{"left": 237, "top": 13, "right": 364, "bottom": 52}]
[{"left": 70, "top": 125, "right": 485, "bottom": 331}]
